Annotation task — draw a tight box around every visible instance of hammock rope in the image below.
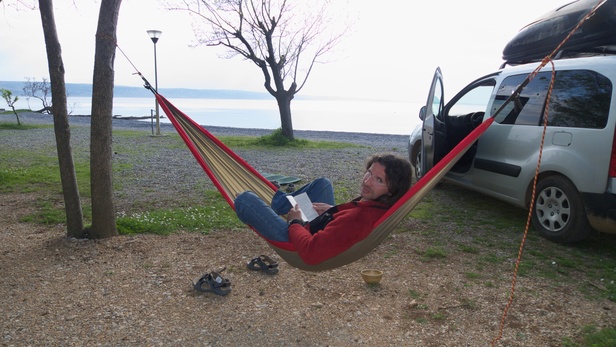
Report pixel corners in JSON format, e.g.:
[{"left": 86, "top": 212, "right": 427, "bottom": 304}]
[{"left": 491, "top": 1, "right": 605, "bottom": 345}]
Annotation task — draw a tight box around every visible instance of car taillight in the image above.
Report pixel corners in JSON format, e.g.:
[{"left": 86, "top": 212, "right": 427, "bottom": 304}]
[{"left": 611, "top": 129, "right": 616, "bottom": 178}]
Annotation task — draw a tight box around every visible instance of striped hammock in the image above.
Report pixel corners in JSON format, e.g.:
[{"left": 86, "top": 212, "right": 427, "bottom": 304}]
[{"left": 155, "top": 92, "right": 494, "bottom": 271}]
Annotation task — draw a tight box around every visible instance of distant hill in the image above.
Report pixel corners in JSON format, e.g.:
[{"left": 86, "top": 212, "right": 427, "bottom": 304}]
[{"left": 0, "top": 81, "right": 272, "bottom": 100}]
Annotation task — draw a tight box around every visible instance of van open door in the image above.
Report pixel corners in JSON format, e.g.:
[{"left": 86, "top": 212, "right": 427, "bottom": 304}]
[{"left": 420, "top": 67, "right": 445, "bottom": 177}]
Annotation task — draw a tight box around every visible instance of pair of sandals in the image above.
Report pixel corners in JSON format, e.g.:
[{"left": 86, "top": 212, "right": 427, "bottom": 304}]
[{"left": 193, "top": 255, "right": 279, "bottom": 296}]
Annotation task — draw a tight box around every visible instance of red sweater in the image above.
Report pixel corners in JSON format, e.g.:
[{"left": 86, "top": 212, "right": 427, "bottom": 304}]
[{"left": 287, "top": 199, "right": 389, "bottom": 266}]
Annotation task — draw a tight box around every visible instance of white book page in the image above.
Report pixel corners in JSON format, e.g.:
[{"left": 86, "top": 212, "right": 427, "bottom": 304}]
[{"left": 286, "top": 193, "right": 319, "bottom": 222}]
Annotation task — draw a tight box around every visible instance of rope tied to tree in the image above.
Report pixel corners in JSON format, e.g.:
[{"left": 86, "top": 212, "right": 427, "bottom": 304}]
[{"left": 113, "top": 42, "right": 157, "bottom": 94}]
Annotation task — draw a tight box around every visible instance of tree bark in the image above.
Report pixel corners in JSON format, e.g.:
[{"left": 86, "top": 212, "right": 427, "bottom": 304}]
[
  {"left": 276, "top": 95, "right": 294, "bottom": 140},
  {"left": 38, "top": 0, "right": 85, "bottom": 238},
  {"left": 89, "top": 0, "right": 122, "bottom": 239}
]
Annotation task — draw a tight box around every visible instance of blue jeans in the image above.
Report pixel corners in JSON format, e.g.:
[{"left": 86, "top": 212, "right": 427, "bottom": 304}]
[{"left": 234, "top": 177, "right": 335, "bottom": 242}]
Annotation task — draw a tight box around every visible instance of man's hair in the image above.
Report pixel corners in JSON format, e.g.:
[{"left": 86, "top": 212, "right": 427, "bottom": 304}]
[{"left": 365, "top": 153, "right": 412, "bottom": 207}]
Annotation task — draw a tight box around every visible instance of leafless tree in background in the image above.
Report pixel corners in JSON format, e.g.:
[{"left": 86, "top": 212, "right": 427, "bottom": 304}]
[
  {"left": 173, "top": 0, "right": 350, "bottom": 140},
  {"left": 23, "top": 77, "right": 52, "bottom": 113}
]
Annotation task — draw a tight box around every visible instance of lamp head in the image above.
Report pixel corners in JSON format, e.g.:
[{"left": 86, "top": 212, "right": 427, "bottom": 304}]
[{"left": 147, "top": 30, "right": 162, "bottom": 44}]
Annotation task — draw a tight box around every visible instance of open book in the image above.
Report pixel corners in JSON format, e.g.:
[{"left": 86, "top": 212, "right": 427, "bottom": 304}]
[{"left": 286, "top": 193, "right": 319, "bottom": 222}]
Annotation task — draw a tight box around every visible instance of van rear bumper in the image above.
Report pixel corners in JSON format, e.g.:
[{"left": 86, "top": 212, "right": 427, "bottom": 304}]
[{"left": 583, "top": 192, "right": 616, "bottom": 235}]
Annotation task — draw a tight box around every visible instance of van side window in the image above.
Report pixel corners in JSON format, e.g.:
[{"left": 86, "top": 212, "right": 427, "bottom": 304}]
[
  {"left": 492, "top": 73, "right": 549, "bottom": 125},
  {"left": 547, "top": 70, "right": 611, "bottom": 129},
  {"left": 492, "top": 70, "right": 611, "bottom": 129}
]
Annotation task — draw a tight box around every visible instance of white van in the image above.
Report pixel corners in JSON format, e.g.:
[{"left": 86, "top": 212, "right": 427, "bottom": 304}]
[
  {"left": 409, "top": 56, "right": 616, "bottom": 243},
  {"left": 408, "top": 0, "right": 616, "bottom": 243}
]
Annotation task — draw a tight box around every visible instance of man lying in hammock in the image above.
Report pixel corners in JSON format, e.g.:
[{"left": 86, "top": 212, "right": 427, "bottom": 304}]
[{"left": 234, "top": 153, "right": 412, "bottom": 266}]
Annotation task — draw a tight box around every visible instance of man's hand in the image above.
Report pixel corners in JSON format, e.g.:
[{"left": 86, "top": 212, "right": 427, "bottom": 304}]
[
  {"left": 312, "top": 203, "right": 333, "bottom": 215},
  {"left": 287, "top": 204, "right": 303, "bottom": 222}
]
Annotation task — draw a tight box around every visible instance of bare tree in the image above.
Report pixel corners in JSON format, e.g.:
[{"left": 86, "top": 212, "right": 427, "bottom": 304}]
[
  {"left": 88, "top": 0, "right": 122, "bottom": 239},
  {"left": 174, "top": 0, "right": 349, "bottom": 140},
  {"left": 38, "top": 0, "right": 85, "bottom": 238},
  {"left": 22, "top": 77, "right": 52, "bottom": 113}
]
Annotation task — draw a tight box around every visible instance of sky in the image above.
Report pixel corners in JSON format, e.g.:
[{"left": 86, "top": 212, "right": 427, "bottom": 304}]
[{"left": 0, "top": 0, "right": 568, "bottom": 103}]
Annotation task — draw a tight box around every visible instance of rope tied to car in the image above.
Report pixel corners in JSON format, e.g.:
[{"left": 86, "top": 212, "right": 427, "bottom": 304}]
[{"left": 491, "top": 1, "right": 606, "bottom": 345}]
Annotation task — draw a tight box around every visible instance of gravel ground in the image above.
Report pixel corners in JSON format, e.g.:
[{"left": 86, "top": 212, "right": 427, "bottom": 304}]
[
  {"left": 2, "top": 112, "right": 615, "bottom": 346},
  {"left": 6, "top": 112, "right": 408, "bottom": 147}
]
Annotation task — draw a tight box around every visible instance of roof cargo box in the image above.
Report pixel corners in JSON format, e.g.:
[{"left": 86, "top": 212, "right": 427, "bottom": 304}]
[{"left": 502, "top": 0, "right": 616, "bottom": 64}]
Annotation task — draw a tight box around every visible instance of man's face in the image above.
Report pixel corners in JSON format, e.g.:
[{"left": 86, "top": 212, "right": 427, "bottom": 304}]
[{"left": 360, "top": 162, "right": 390, "bottom": 201}]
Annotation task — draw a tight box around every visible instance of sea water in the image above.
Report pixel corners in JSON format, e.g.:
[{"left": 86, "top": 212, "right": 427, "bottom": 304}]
[{"left": 67, "top": 96, "right": 423, "bottom": 135}]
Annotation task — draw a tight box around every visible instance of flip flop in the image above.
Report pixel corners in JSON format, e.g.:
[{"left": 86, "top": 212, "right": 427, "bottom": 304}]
[
  {"left": 247, "top": 255, "right": 279, "bottom": 275},
  {"left": 193, "top": 268, "right": 232, "bottom": 296}
]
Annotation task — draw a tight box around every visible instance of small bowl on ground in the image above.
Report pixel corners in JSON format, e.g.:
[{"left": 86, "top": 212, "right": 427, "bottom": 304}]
[{"left": 361, "top": 269, "right": 383, "bottom": 284}]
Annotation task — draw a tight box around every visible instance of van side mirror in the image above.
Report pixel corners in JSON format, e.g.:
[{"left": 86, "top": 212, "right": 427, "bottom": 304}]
[{"left": 419, "top": 106, "right": 426, "bottom": 121}]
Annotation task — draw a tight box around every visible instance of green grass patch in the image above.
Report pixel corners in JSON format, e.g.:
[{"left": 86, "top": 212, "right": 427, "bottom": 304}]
[
  {"left": 20, "top": 199, "right": 67, "bottom": 225},
  {"left": 422, "top": 246, "right": 447, "bottom": 260},
  {"left": 408, "top": 200, "right": 434, "bottom": 220},
  {"left": 117, "top": 191, "right": 244, "bottom": 235},
  {"left": 1, "top": 109, "right": 32, "bottom": 114},
  {"left": 460, "top": 298, "right": 477, "bottom": 310},
  {"left": 563, "top": 325, "right": 616, "bottom": 347},
  {"left": 408, "top": 289, "right": 423, "bottom": 300},
  {"left": 221, "top": 132, "right": 360, "bottom": 149},
  {"left": 0, "top": 122, "right": 48, "bottom": 130},
  {"left": 253, "top": 128, "right": 309, "bottom": 147},
  {"left": 1, "top": 151, "right": 61, "bottom": 193},
  {"left": 464, "top": 272, "right": 481, "bottom": 280},
  {"left": 431, "top": 312, "right": 446, "bottom": 321},
  {"left": 0, "top": 149, "right": 91, "bottom": 195},
  {"left": 458, "top": 243, "right": 480, "bottom": 254}
]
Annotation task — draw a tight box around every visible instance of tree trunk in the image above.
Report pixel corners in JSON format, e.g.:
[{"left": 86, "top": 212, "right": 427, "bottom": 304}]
[
  {"left": 38, "top": 0, "right": 85, "bottom": 238},
  {"left": 89, "top": 0, "right": 122, "bottom": 239},
  {"left": 276, "top": 95, "right": 294, "bottom": 141}
]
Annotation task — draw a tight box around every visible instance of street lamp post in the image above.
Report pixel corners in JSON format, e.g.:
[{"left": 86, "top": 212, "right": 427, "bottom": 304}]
[{"left": 147, "top": 29, "right": 162, "bottom": 136}]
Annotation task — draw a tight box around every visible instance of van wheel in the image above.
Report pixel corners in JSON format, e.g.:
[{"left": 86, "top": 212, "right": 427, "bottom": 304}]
[
  {"left": 532, "top": 176, "right": 591, "bottom": 243},
  {"left": 409, "top": 141, "right": 422, "bottom": 183},
  {"left": 414, "top": 150, "right": 422, "bottom": 179}
]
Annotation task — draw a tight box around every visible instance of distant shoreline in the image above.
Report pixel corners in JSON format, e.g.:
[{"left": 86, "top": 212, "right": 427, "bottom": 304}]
[{"left": 1, "top": 111, "right": 409, "bottom": 149}]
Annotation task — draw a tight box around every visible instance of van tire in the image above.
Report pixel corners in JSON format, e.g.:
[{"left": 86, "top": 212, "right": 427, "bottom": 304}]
[
  {"left": 410, "top": 141, "right": 422, "bottom": 184},
  {"left": 532, "top": 175, "right": 591, "bottom": 243}
]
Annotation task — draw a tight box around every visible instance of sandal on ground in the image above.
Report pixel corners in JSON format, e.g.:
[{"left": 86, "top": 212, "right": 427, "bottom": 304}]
[
  {"left": 193, "top": 268, "right": 232, "bottom": 296},
  {"left": 247, "top": 255, "right": 279, "bottom": 275}
]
